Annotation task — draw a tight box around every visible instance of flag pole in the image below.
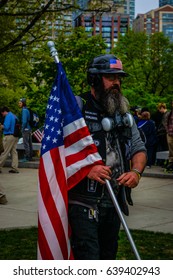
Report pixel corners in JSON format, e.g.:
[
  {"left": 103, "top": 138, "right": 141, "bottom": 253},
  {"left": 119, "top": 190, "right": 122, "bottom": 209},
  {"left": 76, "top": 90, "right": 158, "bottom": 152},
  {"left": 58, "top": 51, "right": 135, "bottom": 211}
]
[
  {"left": 105, "top": 179, "right": 141, "bottom": 260},
  {"left": 47, "top": 41, "right": 59, "bottom": 64}
]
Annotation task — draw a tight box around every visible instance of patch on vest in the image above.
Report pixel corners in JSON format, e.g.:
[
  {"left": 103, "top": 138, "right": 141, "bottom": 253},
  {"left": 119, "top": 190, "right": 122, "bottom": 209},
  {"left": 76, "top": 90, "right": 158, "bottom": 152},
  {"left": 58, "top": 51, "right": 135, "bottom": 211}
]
[
  {"left": 85, "top": 110, "right": 98, "bottom": 121},
  {"left": 87, "top": 122, "right": 102, "bottom": 132},
  {"left": 87, "top": 180, "right": 98, "bottom": 192}
]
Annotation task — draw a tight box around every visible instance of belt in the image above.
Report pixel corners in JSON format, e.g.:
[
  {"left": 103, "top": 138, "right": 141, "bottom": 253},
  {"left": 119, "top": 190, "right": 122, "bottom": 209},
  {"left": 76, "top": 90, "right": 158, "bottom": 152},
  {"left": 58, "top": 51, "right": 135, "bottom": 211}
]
[{"left": 4, "top": 134, "right": 13, "bottom": 136}]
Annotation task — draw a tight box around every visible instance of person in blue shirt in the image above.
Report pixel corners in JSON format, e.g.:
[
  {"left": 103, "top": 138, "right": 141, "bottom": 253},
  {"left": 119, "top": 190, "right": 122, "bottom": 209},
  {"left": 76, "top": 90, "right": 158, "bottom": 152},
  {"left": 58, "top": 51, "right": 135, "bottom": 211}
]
[
  {"left": 0, "top": 106, "right": 19, "bottom": 173},
  {"left": 18, "top": 98, "right": 33, "bottom": 162}
]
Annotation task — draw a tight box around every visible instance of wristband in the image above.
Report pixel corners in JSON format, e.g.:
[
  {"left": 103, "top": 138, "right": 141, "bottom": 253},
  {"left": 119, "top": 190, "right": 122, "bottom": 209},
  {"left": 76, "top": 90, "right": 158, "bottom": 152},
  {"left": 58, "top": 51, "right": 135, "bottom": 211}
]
[{"left": 131, "top": 168, "right": 142, "bottom": 179}]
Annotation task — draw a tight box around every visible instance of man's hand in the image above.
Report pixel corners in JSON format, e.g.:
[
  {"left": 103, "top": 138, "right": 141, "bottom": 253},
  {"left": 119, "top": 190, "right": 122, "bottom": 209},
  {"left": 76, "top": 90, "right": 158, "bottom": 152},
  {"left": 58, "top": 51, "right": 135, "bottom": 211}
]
[
  {"left": 117, "top": 151, "right": 146, "bottom": 188},
  {"left": 116, "top": 171, "right": 140, "bottom": 189},
  {"left": 87, "top": 165, "right": 112, "bottom": 184}
]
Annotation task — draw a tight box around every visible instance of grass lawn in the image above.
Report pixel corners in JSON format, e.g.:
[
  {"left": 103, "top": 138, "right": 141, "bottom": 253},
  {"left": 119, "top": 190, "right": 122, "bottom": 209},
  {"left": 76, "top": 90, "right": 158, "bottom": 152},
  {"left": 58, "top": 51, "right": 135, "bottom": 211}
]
[{"left": 0, "top": 227, "right": 172, "bottom": 260}]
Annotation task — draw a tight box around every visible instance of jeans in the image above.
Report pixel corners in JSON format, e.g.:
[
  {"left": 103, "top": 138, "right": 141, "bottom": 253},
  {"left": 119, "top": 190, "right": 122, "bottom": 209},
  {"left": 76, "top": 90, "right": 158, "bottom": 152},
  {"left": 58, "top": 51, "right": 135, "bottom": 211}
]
[
  {"left": 22, "top": 130, "right": 33, "bottom": 159},
  {"left": 68, "top": 204, "right": 121, "bottom": 260},
  {"left": 146, "top": 144, "right": 157, "bottom": 166}
]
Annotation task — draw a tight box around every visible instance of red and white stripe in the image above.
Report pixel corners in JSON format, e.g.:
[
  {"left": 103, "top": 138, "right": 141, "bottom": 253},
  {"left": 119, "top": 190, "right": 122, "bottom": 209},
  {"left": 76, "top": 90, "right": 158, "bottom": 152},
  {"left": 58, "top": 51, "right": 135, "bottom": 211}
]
[
  {"left": 33, "top": 129, "right": 43, "bottom": 143},
  {"left": 38, "top": 118, "right": 102, "bottom": 260}
]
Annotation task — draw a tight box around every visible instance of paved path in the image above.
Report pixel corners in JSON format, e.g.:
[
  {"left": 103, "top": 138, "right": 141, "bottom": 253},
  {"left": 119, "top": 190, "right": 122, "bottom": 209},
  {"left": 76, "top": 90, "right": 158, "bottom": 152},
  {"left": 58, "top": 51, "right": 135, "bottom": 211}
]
[
  {"left": 0, "top": 168, "right": 38, "bottom": 229},
  {"left": 126, "top": 176, "right": 173, "bottom": 234},
  {"left": 0, "top": 166, "right": 173, "bottom": 234}
]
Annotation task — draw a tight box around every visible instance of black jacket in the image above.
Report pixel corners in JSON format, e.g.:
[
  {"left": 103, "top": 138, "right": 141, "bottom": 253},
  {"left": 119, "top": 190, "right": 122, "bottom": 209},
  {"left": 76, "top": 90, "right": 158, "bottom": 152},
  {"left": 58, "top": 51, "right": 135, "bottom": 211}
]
[{"left": 69, "top": 93, "right": 146, "bottom": 215}]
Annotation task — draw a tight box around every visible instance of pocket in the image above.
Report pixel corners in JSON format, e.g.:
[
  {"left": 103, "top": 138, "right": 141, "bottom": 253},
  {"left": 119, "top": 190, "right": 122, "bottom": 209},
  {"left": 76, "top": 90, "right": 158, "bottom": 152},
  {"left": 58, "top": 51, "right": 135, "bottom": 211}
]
[{"left": 69, "top": 204, "right": 88, "bottom": 220}]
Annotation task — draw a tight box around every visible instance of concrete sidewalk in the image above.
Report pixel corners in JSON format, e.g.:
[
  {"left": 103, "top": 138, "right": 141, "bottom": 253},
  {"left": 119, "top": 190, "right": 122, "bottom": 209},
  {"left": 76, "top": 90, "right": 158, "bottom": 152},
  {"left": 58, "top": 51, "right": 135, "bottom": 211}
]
[
  {"left": 0, "top": 165, "right": 173, "bottom": 234},
  {"left": 0, "top": 168, "right": 38, "bottom": 229}
]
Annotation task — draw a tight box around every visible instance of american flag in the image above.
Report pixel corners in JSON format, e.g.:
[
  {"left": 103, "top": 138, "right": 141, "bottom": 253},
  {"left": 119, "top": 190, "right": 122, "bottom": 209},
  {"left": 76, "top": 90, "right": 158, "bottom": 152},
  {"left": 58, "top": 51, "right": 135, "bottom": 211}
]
[
  {"left": 38, "top": 62, "right": 103, "bottom": 260},
  {"left": 32, "top": 127, "right": 44, "bottom": 143},
  {"left": 110, "top": 58, "right": 122, "bottom": 69}
]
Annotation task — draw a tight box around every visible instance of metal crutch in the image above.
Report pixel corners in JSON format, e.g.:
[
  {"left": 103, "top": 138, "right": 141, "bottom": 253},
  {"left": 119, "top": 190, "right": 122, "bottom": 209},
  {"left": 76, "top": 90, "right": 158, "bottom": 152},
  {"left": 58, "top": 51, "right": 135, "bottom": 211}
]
[{"left": 105, "top": 179, "right": 141, "bottom": 260}]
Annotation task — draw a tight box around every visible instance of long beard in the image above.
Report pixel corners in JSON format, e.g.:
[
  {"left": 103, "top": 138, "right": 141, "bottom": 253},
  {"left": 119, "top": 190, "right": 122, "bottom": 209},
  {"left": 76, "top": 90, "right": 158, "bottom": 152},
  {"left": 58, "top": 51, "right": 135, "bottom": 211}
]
[{"left": 95, "top": 84, "right": 129, "bottom": 116}]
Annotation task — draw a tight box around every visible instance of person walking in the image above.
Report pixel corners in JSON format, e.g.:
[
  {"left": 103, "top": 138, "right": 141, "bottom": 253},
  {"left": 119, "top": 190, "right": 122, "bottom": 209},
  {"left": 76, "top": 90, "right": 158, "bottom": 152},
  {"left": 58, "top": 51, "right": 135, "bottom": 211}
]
[
  {"left": 165, "top": 101, "right": 173, "bottom": 172},
  {"left": 137, "top": 111, "right": 158, "bottom": 168},
  {"left": 18, "top": 98, "right": 33, "bottom": 162},
  {"left": 0, "top": 106, "right": 19, "bottom": 173},
  {"left": 154, "top": 103, "right": 169, "bottom": 166},
  {"left": 0, "top": 119, "right": 7, "bottom": 204},
  {"left": 68, "top": 54, "right": 147, "bottom": 260},
  {"left": 0, "top": 120, "right": 4, "bottom": 155},
  {"left": 156, "top": 103, "right": 169, "bottom": 151}
]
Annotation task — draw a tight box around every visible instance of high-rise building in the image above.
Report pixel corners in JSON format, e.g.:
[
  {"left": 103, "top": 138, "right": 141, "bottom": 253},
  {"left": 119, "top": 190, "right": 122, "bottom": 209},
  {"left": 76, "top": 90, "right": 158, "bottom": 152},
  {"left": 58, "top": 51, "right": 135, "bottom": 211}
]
[
  {"left": 73, "top": 1, "right": 131, "bottom": 51},
  {"left": 133, "top": 5, "right": 173, "bottom": 42},
  {"left": 123, "top": 0, "right": 135, "bottom": 26},
  {"left": 74, "top": 11, "right": 129, "bottom": 51},
  {"left": 43, "top": 0, "right": 74, "bottom": 39},
  {"left": 159, "top": 0, "right": 173, "bottom": 7},
  {"left": 114, "top": 0, "right": 135, "bottom": 26},
  {"left": 75, "top": 0, "right": 135, "bottom": 26}
]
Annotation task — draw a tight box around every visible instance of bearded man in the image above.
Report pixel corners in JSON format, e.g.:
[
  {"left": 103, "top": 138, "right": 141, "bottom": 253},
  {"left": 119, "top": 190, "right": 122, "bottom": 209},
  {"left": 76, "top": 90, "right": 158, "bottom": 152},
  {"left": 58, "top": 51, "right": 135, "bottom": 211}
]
[{"left": 68, "top": 54, "right": 147, "bottom": 260}]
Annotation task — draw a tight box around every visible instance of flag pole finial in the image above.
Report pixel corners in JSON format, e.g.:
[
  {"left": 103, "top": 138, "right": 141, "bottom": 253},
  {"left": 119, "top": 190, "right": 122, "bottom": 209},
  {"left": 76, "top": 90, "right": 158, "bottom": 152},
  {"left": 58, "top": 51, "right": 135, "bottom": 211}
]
[{"left": 47, "top": 41, "right": 59, "bottom": 63}]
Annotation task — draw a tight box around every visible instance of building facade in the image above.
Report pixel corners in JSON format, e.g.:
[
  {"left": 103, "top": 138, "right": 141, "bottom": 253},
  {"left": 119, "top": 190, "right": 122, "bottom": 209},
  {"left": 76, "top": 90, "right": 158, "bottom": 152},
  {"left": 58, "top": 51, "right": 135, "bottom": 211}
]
[
  {"left": 74, "top": 0, "right": 135, "bottom": 26},
  {"left": 44, "top": 0, "right": 133, "bottom": 46},
  {"left": 74, "top": 12, "right": 129, "bottom": 51},
  {"left": 133, "top": 5, "right": 173, "bottom": 42},
  {"left": 44, "top": 0, "right": 74, "bottom": 39},
  {"left": 159, "top": 0, "right": 173, "bottom": 7},
  {"left": 114, "top": 0, "right": 135, "bottom": 27},
  {"left": 123, "top": 0, "right": 135, "bottom": 26}
]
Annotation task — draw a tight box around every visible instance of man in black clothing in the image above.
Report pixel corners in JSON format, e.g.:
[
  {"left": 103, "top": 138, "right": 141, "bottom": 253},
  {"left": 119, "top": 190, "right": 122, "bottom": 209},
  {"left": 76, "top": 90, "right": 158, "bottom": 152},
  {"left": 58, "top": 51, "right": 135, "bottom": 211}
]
[{"left": 68, "top": 54, "right": 147, "bottom": 260}]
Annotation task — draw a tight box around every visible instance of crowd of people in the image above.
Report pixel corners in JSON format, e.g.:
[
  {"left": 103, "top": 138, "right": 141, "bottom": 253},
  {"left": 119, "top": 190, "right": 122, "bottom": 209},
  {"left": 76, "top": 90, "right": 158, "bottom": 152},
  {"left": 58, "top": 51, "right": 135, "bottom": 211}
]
[{"left": 131, "top": 102, "right": 173, "bottom": 172}]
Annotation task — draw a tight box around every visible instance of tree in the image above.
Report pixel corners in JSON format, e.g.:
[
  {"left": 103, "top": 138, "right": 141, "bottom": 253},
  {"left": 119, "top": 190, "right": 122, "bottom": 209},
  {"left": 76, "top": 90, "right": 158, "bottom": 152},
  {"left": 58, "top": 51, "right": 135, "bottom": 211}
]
[
  {"left": 0, "top": 0, "right": 125, "bottom": 115},
  {"left": 0, "top": 46, "right": 31, "bottom": 114},
  {"left": 113, "top": 30, "right": 173, "bottom": 111},
  {"left": 55, "top": 27, "right": 107, "bottom": 94},
  {"left": 25, "top": 27, "right": 107, "bottom": 124},
  {"left": 0, "top": 0, "right": 125, "bottom": 54}
]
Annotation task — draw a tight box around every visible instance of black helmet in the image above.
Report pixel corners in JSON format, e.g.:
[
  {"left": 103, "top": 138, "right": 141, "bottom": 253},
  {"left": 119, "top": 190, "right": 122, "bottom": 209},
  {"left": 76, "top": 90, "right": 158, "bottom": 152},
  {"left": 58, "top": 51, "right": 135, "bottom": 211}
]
[
  {"left": 87, "top": 54, "right": 127, "bottom": 87},
  {"left": 87, "top": 54, "right": 127, "bottom": 76}
]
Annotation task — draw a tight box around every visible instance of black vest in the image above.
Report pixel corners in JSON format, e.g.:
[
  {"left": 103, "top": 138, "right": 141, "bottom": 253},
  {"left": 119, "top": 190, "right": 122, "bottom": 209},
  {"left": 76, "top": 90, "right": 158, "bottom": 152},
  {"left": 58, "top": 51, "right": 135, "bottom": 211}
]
[{"left": 68, "top": 93, "right": 132, "bottom": 215}]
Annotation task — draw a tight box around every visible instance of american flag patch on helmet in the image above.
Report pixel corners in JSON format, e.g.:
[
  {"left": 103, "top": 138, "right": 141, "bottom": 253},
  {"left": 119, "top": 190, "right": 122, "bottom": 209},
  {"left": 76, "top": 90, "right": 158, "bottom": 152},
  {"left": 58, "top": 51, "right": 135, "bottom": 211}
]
[{"left": 110, "top": 58, "right": 122, "bottom": 69}]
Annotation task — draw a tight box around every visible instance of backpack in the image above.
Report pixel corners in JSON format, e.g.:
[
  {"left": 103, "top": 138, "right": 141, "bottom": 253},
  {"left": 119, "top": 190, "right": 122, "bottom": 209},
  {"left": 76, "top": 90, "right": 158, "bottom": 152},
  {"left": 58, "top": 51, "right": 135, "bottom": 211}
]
[
  {"left": 13, "top": 118, "right": 21, "bottom": 137},
  {"left": 28, "top": 108, "right": 39, "bottom": 128}
]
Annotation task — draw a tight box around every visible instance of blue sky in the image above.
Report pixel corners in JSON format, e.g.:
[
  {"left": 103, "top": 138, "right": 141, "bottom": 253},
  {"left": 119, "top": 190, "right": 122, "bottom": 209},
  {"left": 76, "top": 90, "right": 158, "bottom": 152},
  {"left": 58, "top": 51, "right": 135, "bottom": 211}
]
[{"left": 135, "top": 0, "right": 159, "bottom": 16}]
